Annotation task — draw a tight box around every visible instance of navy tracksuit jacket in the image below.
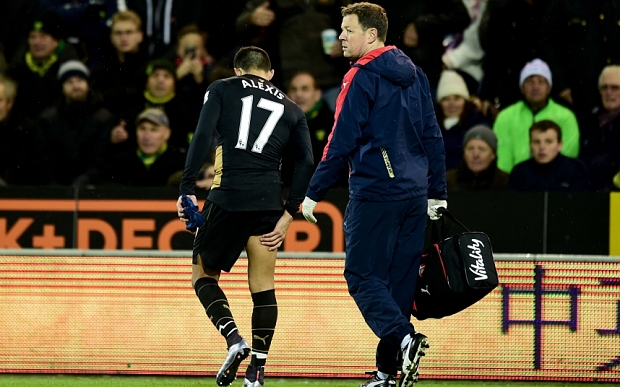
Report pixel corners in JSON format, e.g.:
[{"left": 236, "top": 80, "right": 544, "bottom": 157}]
[{"left": 305, "top": 46, "right": 447, "bottom": 375}]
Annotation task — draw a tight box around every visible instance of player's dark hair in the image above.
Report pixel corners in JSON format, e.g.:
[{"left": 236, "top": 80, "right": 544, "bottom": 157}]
[
  {"left": 529, "top": 120, "right": 562, "bottom": 142},
  {"left": 233, "top": 46, "right": 272, "bottom": 73},
  {"left": 341, "top": 2, "right": 388, "bottom": 42}
]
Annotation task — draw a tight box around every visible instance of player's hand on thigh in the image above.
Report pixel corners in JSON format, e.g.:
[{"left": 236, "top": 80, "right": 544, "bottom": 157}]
[{"left": 259, "top": 211, "right": 293, "bottom": 251}]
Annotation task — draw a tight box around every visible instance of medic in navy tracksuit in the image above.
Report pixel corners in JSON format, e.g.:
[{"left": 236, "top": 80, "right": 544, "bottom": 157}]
[{"left": 304, "top": 45, "right": 447, "bottom": 376}]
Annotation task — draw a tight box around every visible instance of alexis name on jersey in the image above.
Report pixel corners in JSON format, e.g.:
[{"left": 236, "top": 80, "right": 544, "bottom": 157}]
[{"left": 241, "top": 79, "right": 285, "bottom": 100}]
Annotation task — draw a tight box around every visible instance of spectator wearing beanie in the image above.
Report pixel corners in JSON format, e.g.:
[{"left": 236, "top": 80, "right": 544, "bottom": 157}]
[
  {"left": 435, "top": 69, "right": 489, "bottom": 170},
  {"left": 33, "top": 59, "right": 116, "bottom": 187},
  {"left": 58, "top": 60, "right": 91, "bottom": 87},
  {"left": 7, "top": 10, "right": 79, "bottom": 118},
  {"left": 493, "top": 58, "right": 580, "bottom": 173},
  {"left": 446, "top": 124, "right": 509, "bottom": 192}
]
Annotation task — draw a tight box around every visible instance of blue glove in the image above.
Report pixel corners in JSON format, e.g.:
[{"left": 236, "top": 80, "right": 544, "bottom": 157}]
[{"left": 181, "top": 195, "right": 204, "bottom": 232}]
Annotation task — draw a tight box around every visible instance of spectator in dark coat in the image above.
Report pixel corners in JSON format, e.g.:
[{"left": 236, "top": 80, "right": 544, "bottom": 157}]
[
  {"left": 540, "top": 0, "right": 620, "bottom": 115},
  {"left": 478, "top": 0, "right": 551, "bottom": 118},
  {"left": 435, "top": 70, "right": 489, "bottom": 170},
  {"left": 509, "top": 120, "right": 590, "bottom": 192},
  {"left": 284, "top": 71, "right": 347, "bottom": 188},
  {"left": 447, "top": 125, "right": 509, "bottom": 192},
  {"left": 580, "top": 65, "right": 620, "bottom": 192},
  {"left": 371, "top": 0, "right": 470, "bottom": 90},
  {"left": 199, "top": 0, "right": 248, "bottom": 61},
  {"left": 286, "top": 71, "right": 334, "bottom": 168},
  {"left": 104, "top": 108, "right": 186, "bottom": 187},
  {"left": 171, "top": 24, "right": 216, "bottom": 124},
  {"left": 8, "top": 10, "right": 80, "bottom": 118},
  {"left": 0, "top": 50, "right": 6, "bottom": 75},
  {"left": 34, "top": 60, "right": 116, "bottom": 187},
  {"left": 39, "top": 0, "right": 120, "bottom": 68},
  {"left": 0, "top": 0, "right": 39, "bottom": 63},
  {"left": 91, "top": 10, "right": 149, "bottom": 130},
  {"left": 125, "top": 0, "right": 206, "bottom": 58},
  {"left": 0, "top": 75, "right": 34, "bottom": 186},
  {"left": 236, "top": 0, "right": 350, "bottom": 105},
  {"left": 120, "top": 58, "right": 198, "bottom": 153}
]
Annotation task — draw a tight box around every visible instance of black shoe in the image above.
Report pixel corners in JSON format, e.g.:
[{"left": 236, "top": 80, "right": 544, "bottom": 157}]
[
  {"left": 243, "top": 364, "right": 265, "bottom": 387},
  {"left": 216, "top": 338, "right": 250, "bottom": 386},
  {"left": 360, "top": 371, "right": 396, "bottom": 386},
  {"left": 399, "top": 333, "right": 429, "bottom": 387}
]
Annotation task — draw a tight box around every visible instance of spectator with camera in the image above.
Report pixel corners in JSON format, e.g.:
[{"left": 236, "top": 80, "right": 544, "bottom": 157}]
[
  {"left": 171, "top": 24, "right": 216, "bottom": 129},
  {"left": 173, "top": 25, "right": 215, "bottom": 88}
]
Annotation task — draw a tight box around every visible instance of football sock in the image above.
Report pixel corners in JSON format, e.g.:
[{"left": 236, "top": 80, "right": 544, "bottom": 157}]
[
  {"left": 194, "top": 277, "right": 241, "bottom": 347},
  {"left": 249, "top": 289, "right": 277, "bottom": 367}
]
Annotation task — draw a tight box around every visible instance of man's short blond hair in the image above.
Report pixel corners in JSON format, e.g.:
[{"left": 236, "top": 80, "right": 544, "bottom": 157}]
[{"left": 110, "top": 10, "right": 142, "bottom": 31}]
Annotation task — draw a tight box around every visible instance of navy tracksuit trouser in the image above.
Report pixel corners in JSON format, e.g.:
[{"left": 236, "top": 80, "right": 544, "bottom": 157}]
[{"left": 343, "top": 195, "right": 427, "bottom": 375}]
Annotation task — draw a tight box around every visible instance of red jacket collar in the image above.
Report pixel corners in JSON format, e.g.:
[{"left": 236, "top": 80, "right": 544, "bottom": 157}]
[{"left": 354, "top": 45, "right": 396, "bottom": 66}]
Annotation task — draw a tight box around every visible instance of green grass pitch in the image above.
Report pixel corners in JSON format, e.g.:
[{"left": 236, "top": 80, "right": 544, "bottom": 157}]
[{"left": 0, "top": 375, "right": 615, "bottom": 387}]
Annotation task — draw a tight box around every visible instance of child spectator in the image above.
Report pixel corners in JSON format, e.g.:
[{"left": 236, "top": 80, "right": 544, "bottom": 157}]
[{"left": 509, "top": 120, "right": 590, "bottom": 192}]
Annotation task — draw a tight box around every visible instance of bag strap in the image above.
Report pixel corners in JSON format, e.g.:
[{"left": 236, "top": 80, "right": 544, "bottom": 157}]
[
  {"left": 425, "top": 216, "right": 445, "bottom": 245},
  {"left": 437, "top": 207, "right": 471, "bottom": 232}
]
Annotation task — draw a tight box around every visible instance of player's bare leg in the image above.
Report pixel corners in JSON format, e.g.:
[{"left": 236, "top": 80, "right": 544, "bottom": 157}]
[
  {"left": 192, "top": 253, "right": 249, "bottom": 386},
  {"left": 243, "top": 236, "right": 278, "bottom": 387}
]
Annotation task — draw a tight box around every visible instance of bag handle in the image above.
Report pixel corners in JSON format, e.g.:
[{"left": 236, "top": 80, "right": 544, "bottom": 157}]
[{"left": 437, "top": 207, "right": 471, "bottom": 232}]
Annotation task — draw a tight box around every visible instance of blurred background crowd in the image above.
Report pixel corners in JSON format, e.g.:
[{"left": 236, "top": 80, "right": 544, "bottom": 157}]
[{"left": 0, "top": 0, "right": 618, "bottom": 194}]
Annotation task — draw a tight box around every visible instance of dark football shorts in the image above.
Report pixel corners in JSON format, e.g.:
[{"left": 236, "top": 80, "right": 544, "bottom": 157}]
[{"left": 192, "top": 200, "right": 282, "bottom": 272}]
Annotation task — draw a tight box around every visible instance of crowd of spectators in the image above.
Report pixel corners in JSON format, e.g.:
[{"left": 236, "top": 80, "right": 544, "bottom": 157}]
[{"left": 0, "top": 0, "right": 619, "bottom": 193}]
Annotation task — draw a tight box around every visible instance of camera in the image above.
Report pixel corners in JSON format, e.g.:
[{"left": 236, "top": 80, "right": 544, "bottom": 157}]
[{"left": 184, "top": 47, "right": 197, "bottom": 59}]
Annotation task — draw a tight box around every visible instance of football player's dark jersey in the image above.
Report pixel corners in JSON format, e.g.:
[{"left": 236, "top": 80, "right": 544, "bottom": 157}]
[{"left": 180, "top": 74, "right": 314, "bottom": 216}]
